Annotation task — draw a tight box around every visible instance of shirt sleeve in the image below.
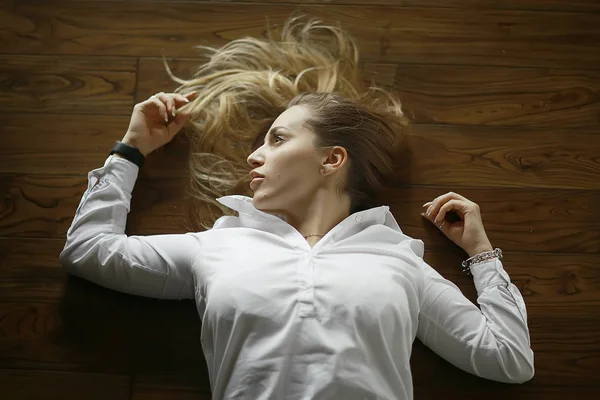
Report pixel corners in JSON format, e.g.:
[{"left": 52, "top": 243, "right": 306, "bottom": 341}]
[
  {"left": 416, "top": 256, "right": 535, "bottom": 384},
  {"left": 59, "top": 155, "right": 199, "bottom": 300}
]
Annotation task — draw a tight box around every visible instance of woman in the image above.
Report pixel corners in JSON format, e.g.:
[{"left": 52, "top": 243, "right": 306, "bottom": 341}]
[{"left": 59, "top": 15, "right": 534, "bottom": 400}]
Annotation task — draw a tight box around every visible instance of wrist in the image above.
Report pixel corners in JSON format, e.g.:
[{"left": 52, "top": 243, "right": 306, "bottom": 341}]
[
  {"left": 467, "top": 244, "right": 493, "bottom": 258},
  {"left": 120, "top": 136, "right": 149, "bottom": 157},
  {"left": 110, "top": 139, "right": 147, "bottom": 168}
]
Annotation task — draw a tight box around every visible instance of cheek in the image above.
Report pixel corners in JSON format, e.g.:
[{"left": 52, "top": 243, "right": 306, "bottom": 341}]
[{"left": 265, "top": 146, "right": 316, "bottom": 185}]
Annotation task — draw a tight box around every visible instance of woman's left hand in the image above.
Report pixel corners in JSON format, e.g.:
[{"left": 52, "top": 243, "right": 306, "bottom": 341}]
[{"left": 421, "top": 192, "right": 493, "bottom": 257}]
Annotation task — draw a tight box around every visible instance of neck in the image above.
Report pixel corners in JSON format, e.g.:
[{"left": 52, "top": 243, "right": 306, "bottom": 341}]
[{"left": 287, "top": 189, "right": 351, "bottom": 240}]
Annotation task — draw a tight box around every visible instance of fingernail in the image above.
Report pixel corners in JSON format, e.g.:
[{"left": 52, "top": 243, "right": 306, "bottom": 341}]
[
  {"left": 165, "top": 113, "right": 169, "bottom": 123},
  {"left": 172, "top": 109, "right": 176, "bottom": 117},
  {"left": 422, "top": 202, "right": 431, "bottom": 208},
  {"left": 426, "top": 207, "right": 431, "bottom": 216},
  {"left": 184, "top": 98, "right": 190, "bottom": 103}
]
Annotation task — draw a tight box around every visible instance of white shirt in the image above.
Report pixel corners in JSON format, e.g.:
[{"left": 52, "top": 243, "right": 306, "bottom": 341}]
[{"left": 60, "top": 155, "right": 535, "bottom": 400}]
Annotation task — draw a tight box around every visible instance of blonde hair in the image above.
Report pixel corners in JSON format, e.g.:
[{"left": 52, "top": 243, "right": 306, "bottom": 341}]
[{"left": 165, "top": 14, "right": 409, "bottom": 232}]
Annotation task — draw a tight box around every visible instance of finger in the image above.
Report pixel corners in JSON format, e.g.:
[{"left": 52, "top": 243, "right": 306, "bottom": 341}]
[
  {"left": 174, "top": 93, "right": 197, "bottom": 111},
  {"left": 433, "top": 199, "right": 464, "bottom": 224},
  {"left": 156, "top": 92, "right": 176, "bottom": 120},
  {"left": 425, "top": 192, "right": 466, "bottom": 219},
  {"left": 174, "top": 91, "right": 198, "bottom": 109},
  {"left": 420, "top": 210, "right": 436, "bottom": 224},
  {"left": 147, "top": 98, "right": 168, "bottom": 123},
  {"left": 171, "top": 92, "right": 197, "bottom": 118},
  {"left": 420, "top": 208, "right": 447, "bottom": 230},
  {"left": 174, "top": 94, "right": 191, "bottom": 106}
]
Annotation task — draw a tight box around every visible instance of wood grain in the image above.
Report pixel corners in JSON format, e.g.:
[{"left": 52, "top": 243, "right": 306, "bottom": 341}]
[
  {"left": 2, "top": 53, "right": 598, "bottom": 130},
  {"left": 188, "top": 0, "right": 600, "bottom": 13},
  {"left": 0, "top": 298, "right": 598, "bottom": 386},
  {"left": 2, "top": 1, "right": 599, "bottom": 398},
  {"left": 410, "top": 321, "right": 600, "bottom": 385},
  {"left": 132, "top": 374, "right": 212, "bottom": 400},
  {"left": 1, "top": 175, "right": 598, "bottom": 252},
  {"left": 0, "top": 171, "right": 597, "bottom": 252},
  {"left": 0, "top": 113, "right": 190, "bottom": 179},
  {"left": 139, "top": 57, "right": 600, "bottom": 129},
  {"left": 415, "top": 384, "right": 600, "bottom": 400},
  {"left": 0, "top": 173, "right": 189, "bottom": 237},
  {"left": 2, "top": 112, "right": 599, "bottom": 189},
  {"left": 0, "top": 299, "right": 208, "bottom": 378},
  {"left": 2, "top": 236, "right": 600, "bottom": 316},
  {"left": 401, "top": 125, "right": 600, "bottom": 190},
  {"left": 0, "top": 369, "right": 130, "bottom": 400},
  {"left": 363, "top": 63, "right": 600, "bottom": 128},
  {"left": 2, "top": 2, "right": 600, "bottom": 69},
  {"left": 0, "top": 235, "right": 598, "bottom": 385},
  {"left": 387, "top": 186, "right": 600, "bottom": 254},
  {"left": 0, "top": 55, "right": 135, "bottom": 115}
]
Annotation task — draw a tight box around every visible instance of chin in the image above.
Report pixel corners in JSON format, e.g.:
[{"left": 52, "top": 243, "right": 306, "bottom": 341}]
[{"left": 251, "top": 196, "right": 289, "bottom": 222}]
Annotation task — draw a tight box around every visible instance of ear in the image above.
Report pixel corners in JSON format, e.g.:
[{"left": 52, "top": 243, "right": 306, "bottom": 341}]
[{"left": 321, "top": 146, "right": 348, "bottom": 174}]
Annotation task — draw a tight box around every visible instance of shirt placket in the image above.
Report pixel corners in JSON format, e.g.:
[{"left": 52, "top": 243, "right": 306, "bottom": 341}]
[{"left": 297, "top": 252, "right": 316, "bottom": 318}]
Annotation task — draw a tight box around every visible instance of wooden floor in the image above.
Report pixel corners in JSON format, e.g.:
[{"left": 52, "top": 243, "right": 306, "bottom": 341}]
[{"left": 1, "top": 0, "right": 599, "bottom": 399}]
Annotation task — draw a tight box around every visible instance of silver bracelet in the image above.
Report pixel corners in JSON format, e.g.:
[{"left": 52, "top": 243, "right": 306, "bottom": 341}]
[{"left": 461, "top": 248, "right": 503, "bottom": 276}]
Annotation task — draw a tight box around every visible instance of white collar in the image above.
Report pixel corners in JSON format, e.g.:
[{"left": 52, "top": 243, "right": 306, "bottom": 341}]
[{"left": 215, "top": 195, "right": 405, "bottom": 242}]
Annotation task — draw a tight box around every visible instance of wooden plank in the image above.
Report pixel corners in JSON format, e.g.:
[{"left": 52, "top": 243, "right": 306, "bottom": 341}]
[
  {"left": 132, "top": 374, "right": 212, "bottom": 400},
  {"left": 363, "top": 63, "right": 600, "bottom": 128},
  {"left": 0, "top": 55, "right": 135, "bottom": 115},
  {"left": 0, "top": 300, "right": 597, "bottom": 385},
  {"left": 2, "top": 111, "right": 599, "bottom": 189},
  {"left": 389, "top": 187, "right": 600, "bottom": 254},
  {"left": 0, "top": 113, "right": 190, "bottom": 179},
  {"left": 411, "top": 320, "right": 600, "bottom": 385},
  {"left": 0, "top": 369, "right": 130, "bottom": 400},
  {"left": 0, "top": 299, "right": 208, "bottom": 378},
  {"left": 2, "top": 237, "right": 599, "bottom": 317},
  {"left": 415, "top": 384, "right": 600, "bottom": 400},
  {"left": 421, "top": 250, "right": 600, "bottom": 317},
  {"left": 0, "top": 174, "right": 189, "bottom": 237},
  {"left": 136, "top": 58, "right": 200, "bottom": 104},
  {"left": 173, "top": 0, "right": 600, "bottom": 13},
  {"left": 2, "top": 2, "right": 600, "bottom": 69},
  {"left": 1, "top": 174, "right": 598, "bottom": 251},
  {"left": 139, "top": 57, "right": 600, "bottom": 129},
  {"left": 0, "top": 52, "right": 595, "bottom": 131},
  {"left": 0, "top": 238, "right": 66, "bottom": 302},
  {"left": 400, "top": 124, "right": 600, "bottom": 190}
]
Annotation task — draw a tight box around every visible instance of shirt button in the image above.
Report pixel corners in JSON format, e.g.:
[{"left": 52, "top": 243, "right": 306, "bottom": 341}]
[{"left": 355, "top": 216, "right": 362, "bottom": 221}]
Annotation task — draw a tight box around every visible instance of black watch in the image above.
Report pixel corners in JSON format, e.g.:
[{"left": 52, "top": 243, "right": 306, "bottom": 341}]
[{"left": 109, "top": 141, "right": 145, "bottom": 168}]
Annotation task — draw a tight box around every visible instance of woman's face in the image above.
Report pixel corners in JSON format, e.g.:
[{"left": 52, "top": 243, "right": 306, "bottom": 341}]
[{"left": 246, "top": 105, "right": 329, "bottom": 216}]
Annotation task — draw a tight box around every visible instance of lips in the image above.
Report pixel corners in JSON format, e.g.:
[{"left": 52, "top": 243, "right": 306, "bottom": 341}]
[{"left": 249, "top": 170, "right": 265, "bottom": 180}]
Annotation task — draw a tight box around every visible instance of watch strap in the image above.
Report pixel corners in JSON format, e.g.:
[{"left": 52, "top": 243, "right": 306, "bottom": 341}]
[{"left": 109, "top": 141, "right": 145, "bottom": 168}]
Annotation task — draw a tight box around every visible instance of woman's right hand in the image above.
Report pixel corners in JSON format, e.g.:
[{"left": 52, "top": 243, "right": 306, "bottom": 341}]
[{"left": 121, "top": 91, "right": 198, "bottom": 156}]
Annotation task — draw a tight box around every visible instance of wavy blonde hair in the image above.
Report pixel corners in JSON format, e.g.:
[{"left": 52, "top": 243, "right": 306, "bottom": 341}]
[{"left": 165, "top": 14, "right": 409, "bottom": 232}]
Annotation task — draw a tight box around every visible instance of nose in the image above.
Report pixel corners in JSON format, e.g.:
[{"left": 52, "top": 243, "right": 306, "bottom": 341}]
[{"left": 247, "top": 147, "right": 263, "bottom": 169}]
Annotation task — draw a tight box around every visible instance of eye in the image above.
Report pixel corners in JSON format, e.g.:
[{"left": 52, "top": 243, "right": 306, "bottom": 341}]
[{"left": 273, "top": 135, "right": 284, "bottom": 143}]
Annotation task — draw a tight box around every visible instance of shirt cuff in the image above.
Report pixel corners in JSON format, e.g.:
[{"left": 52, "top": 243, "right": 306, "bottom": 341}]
[
  {"left": 470, "top": 258, "right": 512, "bottom": 294},
  {"left": 88, "top": 154, "right": 139, "bottom": 194}
]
